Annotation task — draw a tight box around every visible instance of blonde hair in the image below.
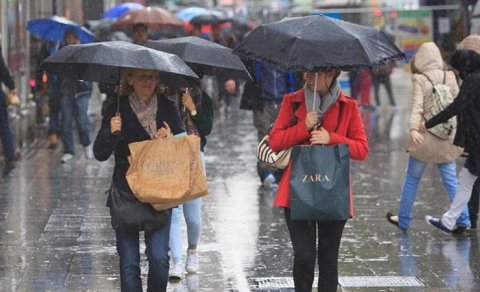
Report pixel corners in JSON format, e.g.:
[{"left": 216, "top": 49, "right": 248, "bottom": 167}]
[{"left": 119, "top": 68, "right": 162, "bottom": 96}]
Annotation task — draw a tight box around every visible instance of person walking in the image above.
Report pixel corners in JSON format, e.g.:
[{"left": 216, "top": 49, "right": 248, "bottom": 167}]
[
  {"left": 386, "top": 42, "right": 469, "bottom": 232},
  {"left": 424, "top": 35, "right": 480, "bottom": 234},
  {"left": 93, "top": 67, "right": 185, "bottom": 291},
  {"left": 269, "top": 70, "right": 368, "bottom": 291},
  {"left": 0, "top": 49, "right": 20, "bottom": 164},
  {"left": 244, "top": 60, "right": 300, "bottom": 189},
  {"left": 372, "top": 62, "right": 396, "bottom": 106},
  {"left": 164, "top": 71, "right": 214, "bottom": 280},
  {"left": 58, "top": 29, "right": 93, "bottom": 163}
]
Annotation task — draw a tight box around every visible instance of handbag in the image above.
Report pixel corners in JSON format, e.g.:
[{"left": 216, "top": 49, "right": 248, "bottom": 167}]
[
  {"left": 289, "top": 144, "right": 350, "bottom": 221},
  {"left": 108, "top": 185, "right": 170, "bottom": 233},
  {"left": 256, "top": 135, "right": 292, "bottom": 169}
]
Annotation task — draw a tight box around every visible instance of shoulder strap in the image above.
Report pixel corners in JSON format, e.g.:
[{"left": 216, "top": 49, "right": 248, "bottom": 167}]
[
  {"left": 421, "top": 73, "right": 434, "bottom": 87},
  {"left": 443, "top": 71, "right": 446, "bottom": 84}
]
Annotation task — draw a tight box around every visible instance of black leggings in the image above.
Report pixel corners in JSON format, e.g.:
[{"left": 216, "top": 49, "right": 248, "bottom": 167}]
[{"left": 284, "top": 208, "right": 346, "bottom": 292}]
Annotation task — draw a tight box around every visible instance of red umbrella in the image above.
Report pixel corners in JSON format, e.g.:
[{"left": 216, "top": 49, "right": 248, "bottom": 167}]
[{"left": 114, "top": 6, "right": 183, "bottom": 30}]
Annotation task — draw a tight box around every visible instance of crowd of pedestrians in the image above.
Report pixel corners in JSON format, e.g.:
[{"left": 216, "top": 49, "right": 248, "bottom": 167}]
[{"left": 1, "top": 7, "right": 479, "bottom": 292}]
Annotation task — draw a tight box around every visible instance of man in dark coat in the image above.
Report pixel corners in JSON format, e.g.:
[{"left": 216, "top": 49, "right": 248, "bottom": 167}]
[
  {"left": 0, "top": 49, "right": 19, "bottom": 163},
  {"left": 424, "top": 35, "right": 480, "bottom": 234}
]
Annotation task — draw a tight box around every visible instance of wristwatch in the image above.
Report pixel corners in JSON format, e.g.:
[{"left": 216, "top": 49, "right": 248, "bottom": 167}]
[{"left": 190, "top": 110, "right": 197, "bottom": 116}]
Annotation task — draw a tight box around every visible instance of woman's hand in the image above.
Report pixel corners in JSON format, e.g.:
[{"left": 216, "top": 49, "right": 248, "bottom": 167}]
[
  {"left": 110, "top": 114, "right": 122, "bottom": 134},
  {"left": 310, "top": 127, "right": 330, "bottom": 145},
  {"left": 418, "top": 121, "right": 427, "bottom": 133},
  {"left": 182, "top": 90, "right": 196, "bottom": 112},
  {"left": 410, "top": 129, "right": 424, "bottom": 146},
  {"left": 305, "top": 111, "right": 318, "bottom": 131},
  {"left": 155, "top": 122, "right": 171, "bottom": 139}
]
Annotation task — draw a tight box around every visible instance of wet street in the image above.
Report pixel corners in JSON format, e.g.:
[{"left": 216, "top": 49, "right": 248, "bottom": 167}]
[{"left": 0, "top": 68, "right": 479, "bottom": 291}]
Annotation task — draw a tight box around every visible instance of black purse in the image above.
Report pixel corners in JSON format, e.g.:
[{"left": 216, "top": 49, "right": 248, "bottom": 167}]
[{"left": 107, "top": 185, "right": 170, "bottom": 233}]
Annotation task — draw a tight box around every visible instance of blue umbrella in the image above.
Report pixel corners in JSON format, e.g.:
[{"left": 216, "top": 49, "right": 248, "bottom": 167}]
[
  {"left": 27, "top": 16, "right": 95, "bottom": 44},
  {"left": 102, "top": 2, "right": 144, "bottom": 19},
  {"left": 175, "top": 7, "right": 209, "bottom": 22}
]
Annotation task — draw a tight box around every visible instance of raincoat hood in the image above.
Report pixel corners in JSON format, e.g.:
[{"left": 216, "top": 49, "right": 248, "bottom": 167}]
[
  {"left": 450, "top": 35, "right": 480, "bottom": 76},
  {"left": 413, "top": 42, "right": 444, "bottom": 73}
]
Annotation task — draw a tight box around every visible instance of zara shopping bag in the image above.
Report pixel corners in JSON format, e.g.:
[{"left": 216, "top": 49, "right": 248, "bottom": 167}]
[{"left": 290, "top": 144, "right": 350, "bottom": 221}]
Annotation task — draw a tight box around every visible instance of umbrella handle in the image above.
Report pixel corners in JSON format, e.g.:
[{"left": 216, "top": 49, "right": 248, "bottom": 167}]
[{"left": 113, "top": 92, "right": 121, "bottom": 136}]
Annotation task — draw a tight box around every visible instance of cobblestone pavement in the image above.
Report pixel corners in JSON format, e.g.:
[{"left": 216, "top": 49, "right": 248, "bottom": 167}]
[{"left": 0, "top": 68, "right": 479, "bottom": 291}]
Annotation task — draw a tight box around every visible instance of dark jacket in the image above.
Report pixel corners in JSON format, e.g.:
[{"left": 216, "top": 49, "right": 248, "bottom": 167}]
[
  {"left": 190, "top": 91, "right": 213, "bottom": 152},
  {"left": 93, "top": 95, "right": 185, "bottom": 198},
  {"left": 0, "top": 53, "right": 15, "bottom": 91},
  {"left": 426, "top": 49, "right": 480, "bottom": 156}
]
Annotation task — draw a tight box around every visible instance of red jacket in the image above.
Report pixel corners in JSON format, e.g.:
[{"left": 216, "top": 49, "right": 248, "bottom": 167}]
[{"left": 269, "top": 89, "right": 368, "bottom": 215}]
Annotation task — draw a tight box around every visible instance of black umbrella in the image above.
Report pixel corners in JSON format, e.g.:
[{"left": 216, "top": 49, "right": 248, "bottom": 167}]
[
  {"left": 233, "top": 15, "right": 405, "bottom": 72},
  {"left": 41, "top": 41, "right": 198, "bottom": 86},
  {"left": 145, "top": 36, "right": 251, "bottom": 80}
]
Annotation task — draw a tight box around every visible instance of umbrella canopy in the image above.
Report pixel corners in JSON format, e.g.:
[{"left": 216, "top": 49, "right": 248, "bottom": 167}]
[
  {"left": 27, "top": 16, "right": 95, "bottom": 44},
  {"left": 103, "top": 2, "right": 144, "bottom": 19},
  {"left": 175, "top": 7, "right": 209, "bottom": 22},
  {"left": 234, "top": 15, "right": 405, "bottom": 72},
  {"left": 190, "top": 10, "right": 229, "bottom": 26},
  {"left": 40, "top": 41, "right": 198, "bottom": 87},
  {"left": 114, "top": 6, "right": 183, "bottom": 30},
  {"left": 145, "top": 36, "right": 250, "bottom": 80}
]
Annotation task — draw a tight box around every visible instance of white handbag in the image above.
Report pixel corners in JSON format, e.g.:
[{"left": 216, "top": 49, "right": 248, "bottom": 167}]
[{"left": 256, "top": 135, "right": 291, "bottom": 169}]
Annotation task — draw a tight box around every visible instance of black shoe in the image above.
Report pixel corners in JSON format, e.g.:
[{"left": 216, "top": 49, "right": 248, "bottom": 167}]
[
  {"left": 451, "top": 226, "right": 469, "bottom": 235},
  {"left": 425, "top": 215, "right": 451, "bottom": 234},
  {"left": 386, "top": 212, "right": 400, "bottom": 228}
]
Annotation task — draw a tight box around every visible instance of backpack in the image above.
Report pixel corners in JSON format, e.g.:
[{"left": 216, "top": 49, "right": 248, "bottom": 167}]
[{"left": 421, "top": 72, "right": 456, "bottom": 139}]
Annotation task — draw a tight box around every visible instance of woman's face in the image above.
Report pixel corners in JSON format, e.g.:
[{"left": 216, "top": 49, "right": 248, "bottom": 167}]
[
  {"left": 129, "top": 69, "right": 157, "bottom": 100},
  {"left": 304, "top": 71, "right": 333, "bottom": 95}
]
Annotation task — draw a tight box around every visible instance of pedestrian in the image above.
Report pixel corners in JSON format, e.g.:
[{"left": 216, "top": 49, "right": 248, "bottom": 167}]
[
  {"left": 386, "top": 42, "right": 468, "bottom": 232},
  {"left": 58, "top": 29, "right": 93, "bottom": 163},
  {"left": 132, "top": 23, "right": 148, "bottom": 45},
  {"left": 0, "top": 48, "right": 20, "bottom": 164},
  {"left": 372, "top": 62, "right": 396, "bottom": 106},
  {"left": 269, "top": 70, "right": 368, "bottom": 291},
  {"left": 36, "top": 42, "right": 62, "bottom": 148},
  {"left": 423, "top": 35, "right": 480, "bottom": 234},
  {"left": 93, "top": 67, "right": 185, "bottom": 291},
  {"left": 244, "top": 60, "right": 301, "bottom": 189},
  {"left": 164, "top": 69, "right": 214, "bottom": 280}
]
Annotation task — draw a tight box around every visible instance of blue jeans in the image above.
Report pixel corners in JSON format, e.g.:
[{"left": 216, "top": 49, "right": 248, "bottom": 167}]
[
  {"left": 0, "top": 90, "right": 16, "bottom": 160},
  {"left": 169, "top": 153, "right": 204, "bottom": 263},
  {"left": 61, "top": 93, "right": 91, "bottom": 154},
  {"left": 115, "top": 211, "right": 171, "bottom": 292},
  {"left": 398, "top": 156, "right": 470, "bottom": 230}
]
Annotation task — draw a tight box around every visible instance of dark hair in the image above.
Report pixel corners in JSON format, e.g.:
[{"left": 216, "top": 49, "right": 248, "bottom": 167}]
[{"left": 132, "top": 23, "right": 147, "bottom": 32}]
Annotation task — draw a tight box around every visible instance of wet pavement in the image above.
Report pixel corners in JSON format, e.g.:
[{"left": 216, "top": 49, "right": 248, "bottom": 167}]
[{"left": 0, "top": 67, "right": 479, "bottom": 291}]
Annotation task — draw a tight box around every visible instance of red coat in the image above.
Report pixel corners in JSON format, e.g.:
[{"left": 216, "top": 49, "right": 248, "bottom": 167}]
[{"left": 269, "top": 89, "right": 368, "bottom": 216}]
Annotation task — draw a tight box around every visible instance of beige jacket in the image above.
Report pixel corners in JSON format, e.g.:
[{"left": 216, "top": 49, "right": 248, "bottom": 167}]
[{"left": 406, "top": 42, "right": 463, "bottom": 163}]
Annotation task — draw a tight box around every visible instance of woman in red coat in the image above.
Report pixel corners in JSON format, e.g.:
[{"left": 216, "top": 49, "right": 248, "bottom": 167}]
[{"left": 269, "top": 70, "right": 368, "bottom": 292}]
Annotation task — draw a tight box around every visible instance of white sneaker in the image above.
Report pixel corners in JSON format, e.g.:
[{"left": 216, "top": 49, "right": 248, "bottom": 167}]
[
  {"left": 263, "top": 174, "right": 277, "bottom": 189},
  {"left": 61, "top": 153, "right": 74, "bottom": 163},
  {"left": 169, "top": 261, "right": 184, "bottom": 280},
  {"left": 185, "top": 249, "right": 198, "bottom": 273},
  {"left": 84, "top": 144, "right": 94, "bottom": 160}
]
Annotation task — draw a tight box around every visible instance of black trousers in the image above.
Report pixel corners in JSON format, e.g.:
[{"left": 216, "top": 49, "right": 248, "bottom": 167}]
[
  {"left": 468, "top": 178, "right": 480, "bottom": 228},
  {"left": 284, "top": 208, "right": 347, "bottom": 292}
]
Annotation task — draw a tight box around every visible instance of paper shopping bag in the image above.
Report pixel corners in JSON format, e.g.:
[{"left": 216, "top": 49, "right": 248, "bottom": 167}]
[{"left": 289, "top": 144, "right": 350, "bottom": 221}]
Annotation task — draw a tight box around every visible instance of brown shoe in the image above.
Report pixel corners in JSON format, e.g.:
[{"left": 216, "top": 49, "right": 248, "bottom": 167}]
[{"left": 49, "top": 134, "right": 58, "bottom": 149}]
